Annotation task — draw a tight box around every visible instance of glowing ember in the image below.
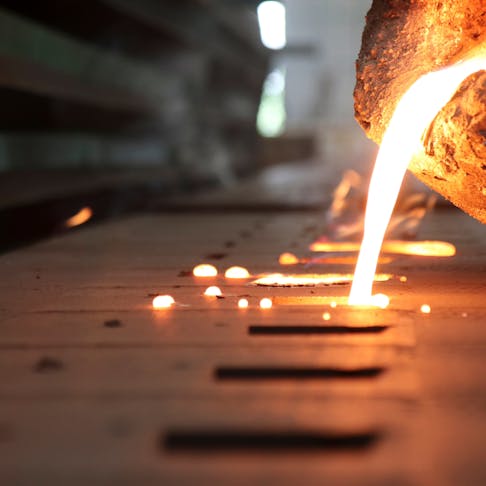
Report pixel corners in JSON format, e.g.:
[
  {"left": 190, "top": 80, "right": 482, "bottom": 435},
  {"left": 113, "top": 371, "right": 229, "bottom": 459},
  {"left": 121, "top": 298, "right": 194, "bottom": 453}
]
[
  {"left": 204, "top": 286, "right": 222, "bottom": 297},
  {"left": 252, "top": 273, "right": 391, "bottom": 287},
  {"left": 238, "top": 298, "right": 249, "bottom": 309},
  {"left": 330, "top": 301, "right": 337, "bottom": 308},
  {"left": 399, "top": 276, "right": 408, "bottom": 283},
  {"left": 322, "top": 312, "right": 331, "bottom": 321},
  {"left": 420, "top": 304, "right": 431, "bottom": 314},
  {"left": 152, "top": 295, "right": 175, "bottom": 309},
  {"left": 259, "top": 298, "right": 273, "bottom": 309},
  {"left": 349, "top": 57, "right": 486, "bottom": 306},
  {"left": 310, "top": 240, "right": 455, "bottom": 257},
  {"left": 65, "top": 206, "right": 92, "bottom": 228},
  {"left": 224, "top": 266, "right": 251, "bottom": 279},
  {"left": 193, "top": 264, "right": 218, "bottom": 277},
  {"left": 278, "top": 252, "right": 299, "bottom": 265}
]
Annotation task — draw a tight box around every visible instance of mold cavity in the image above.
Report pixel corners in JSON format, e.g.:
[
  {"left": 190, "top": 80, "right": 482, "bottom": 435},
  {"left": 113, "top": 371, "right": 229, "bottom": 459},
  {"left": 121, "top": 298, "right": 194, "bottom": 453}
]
[
  {"left": 162, "top": 428, "right": 381, "bottom": 452},
  {"left": 248, "top": 325, "right": 388, "bottom": 335},
  {"left": 214, "top": 366, "right": 385, "bottom": 380}
]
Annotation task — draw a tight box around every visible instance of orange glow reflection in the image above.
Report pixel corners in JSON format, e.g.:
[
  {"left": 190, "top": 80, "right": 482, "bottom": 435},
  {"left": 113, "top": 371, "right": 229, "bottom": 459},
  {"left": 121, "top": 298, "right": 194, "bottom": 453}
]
[
  {"left": 65, "top": 206, "right": 92, "bottom": 228},
  {"left": 193, "top": 264, "right": 218, "bottom": 277},
  {"left": 310, "top": 240, "right": 455, "bottom": 257},
  {"left": 252, "top": 273, "right": 391, "bottom": 287},
  {"left": 349, "top": 56, "right": 486, "bottom": 306}
]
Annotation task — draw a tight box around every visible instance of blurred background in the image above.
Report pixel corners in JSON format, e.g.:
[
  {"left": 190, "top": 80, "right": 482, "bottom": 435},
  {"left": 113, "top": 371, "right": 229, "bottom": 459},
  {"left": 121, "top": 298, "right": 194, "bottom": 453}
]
[{"left": 0, "top": 0, "right": 377, "bottom": 248}]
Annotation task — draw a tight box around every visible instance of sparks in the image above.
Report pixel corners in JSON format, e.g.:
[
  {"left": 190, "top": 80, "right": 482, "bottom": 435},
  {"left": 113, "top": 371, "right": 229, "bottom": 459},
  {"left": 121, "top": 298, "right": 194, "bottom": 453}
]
[
  {"left": 193, "top": 264, "right": 218, "bottom": 277},
  {"left": 322, "top": 312, "right": 331, "bottom": 321},
  {"left": 152, "top": 295, "right": 175, "bottom": 309},
  {"left": 224, "top": 266, "right": 251, "bottom": 279},
  {"left": 349, "top": 56, "right": 486, "bottom": 306}
]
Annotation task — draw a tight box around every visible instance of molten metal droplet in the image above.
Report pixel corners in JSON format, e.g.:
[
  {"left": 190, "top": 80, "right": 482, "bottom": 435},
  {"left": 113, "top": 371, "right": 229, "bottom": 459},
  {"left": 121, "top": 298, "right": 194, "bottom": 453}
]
[
  {"left": 399, "top": 276, "right": 407, "bottom": 283},
  {"left": 152, "top": 295, "right": 175, "bottom": 309},
  {"left": 330, "top": 301, "right": 337, "bottom": 308},
  {"left": 225, "top": 266, "right": 250, "bottom": 279},
  {"left": 193, "top": 264, "right": 218, "bottom": 277},
  {"left": 259, "top": 298, "right": 272, "bottom": 309},
  {"left": 279, "top": 252, "right": 299, "bottom": 265},
  {"left": 371, "top": 293, "right": 390, "bottom": 309},
  {"left": 65, "top": 206, "right": 93, "bottom": 228},
  {"left": 238, "top": 298, "right": 249, "bottom": 309},
  {"left": 322, "top": 312, "right": 331, "bottom": 321},
  {"left": 204, "top": 286, "right": 222, "bottom": 297},
  {"left": 420, "top": 304, "right": 431, "bottom": 314}
]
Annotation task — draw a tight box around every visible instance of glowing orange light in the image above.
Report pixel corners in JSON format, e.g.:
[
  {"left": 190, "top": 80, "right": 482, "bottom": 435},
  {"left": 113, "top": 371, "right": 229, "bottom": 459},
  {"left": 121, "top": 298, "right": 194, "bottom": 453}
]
[
  {"left": 420, "top": 304, "right": 431, "bottom": 314},
  {"left": 238, "top": 298, "right": 249, "bottom": 309},
  {"left": 310, "top": 240, "right": 455, "bottom": 257},
  {"left": 259, "top": 298, "right": 272, "bottom": 309},
  {"left": 224, "top": 266, "right": 251, "bottom": 279},
  {"left": 349, "top": 56, "right": 486, "bottom": 306},
  {"left": 193, "top": 264, "right": 218, "bottom": 277},
  {"left": 65, "top": 206, "right": 92, "bottom": 228},
  {"left": 152, "top": 295, "right": 175, "bottom": 309},
  {"left": 399, "top": 276, "right": 407, "bottom": 283},
  {"left": 322, "top": 312, "right": 331, "bottom": 321},
  {"left": 252, "top": 273, "right": 391, "bottom": 287},
  {"left": 279, "top": 252, "right": 299, "bottom": 265},
  {"left": 204, "top": 286, "right": 222, "bottom": 297}
]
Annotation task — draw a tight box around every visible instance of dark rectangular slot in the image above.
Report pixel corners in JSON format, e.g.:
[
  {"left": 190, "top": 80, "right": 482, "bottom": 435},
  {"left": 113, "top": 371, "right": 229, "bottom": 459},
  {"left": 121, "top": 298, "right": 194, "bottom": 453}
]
[
  {"left": 248, "top": 325, "right": 388, "bottom": 335},
  {"left": 163, "top": 429, "right": 380, "bottom": 452},
  {"left": 215, "top": 366, "right": 385, "bottom": 380}
]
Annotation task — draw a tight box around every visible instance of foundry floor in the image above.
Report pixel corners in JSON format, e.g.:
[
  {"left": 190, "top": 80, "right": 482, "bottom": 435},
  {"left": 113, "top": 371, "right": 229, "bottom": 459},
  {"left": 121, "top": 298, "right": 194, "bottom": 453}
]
[{"left": 0, "top": 164, "right": 486, "bottom": 485}]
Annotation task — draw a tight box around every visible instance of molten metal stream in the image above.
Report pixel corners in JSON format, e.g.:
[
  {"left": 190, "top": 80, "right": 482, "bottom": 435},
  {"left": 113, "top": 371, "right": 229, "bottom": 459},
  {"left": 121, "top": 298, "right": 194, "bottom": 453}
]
[{"left": 349, "top": 57, "right": 486, "bottom": 305}]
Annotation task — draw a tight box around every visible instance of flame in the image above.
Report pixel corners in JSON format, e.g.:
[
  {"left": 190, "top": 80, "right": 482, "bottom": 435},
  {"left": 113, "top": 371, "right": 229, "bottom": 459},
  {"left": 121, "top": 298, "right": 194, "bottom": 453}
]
[
  {"left": 152, "top": 295, "right": 175, "bottom": 309},
  {"left": 278, "top": 252, "right": 299, "bottom": 265},
  {"left": 349, "top": 57, "right": 486, "bottom": 306},
  {"left": 65, "top": 206, "right": 92, "bottom": 228},
  {"left": 193, "top": 264, "right": 218, "bottom": 277},
  {"left": 310, "top": 240, "right": 455, "bottom": 257},
  {"left": 252, "top": 273, "right": 391, "bottom": 287},
  {"left": 204, "top": 286, "right": 222, "bottom": 297},
  {"left": 224, "top": 266, "right": 251, "bottom": 279},
  {"left": 259, "top": 298, "right": 273, "bottom": 309}
]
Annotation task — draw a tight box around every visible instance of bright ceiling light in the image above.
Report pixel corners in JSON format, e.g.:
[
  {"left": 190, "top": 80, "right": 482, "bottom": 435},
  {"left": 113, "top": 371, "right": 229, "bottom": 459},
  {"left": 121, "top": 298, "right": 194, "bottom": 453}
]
[{"left": 257, "top": 1, "right": 286, "bottom": 50}]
